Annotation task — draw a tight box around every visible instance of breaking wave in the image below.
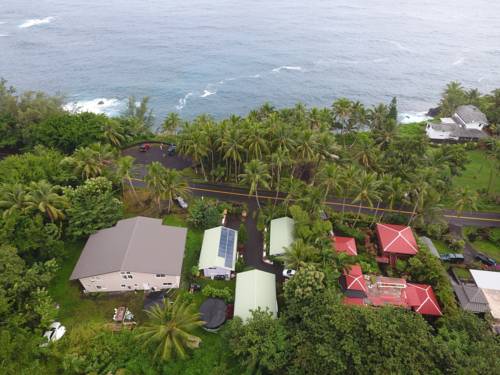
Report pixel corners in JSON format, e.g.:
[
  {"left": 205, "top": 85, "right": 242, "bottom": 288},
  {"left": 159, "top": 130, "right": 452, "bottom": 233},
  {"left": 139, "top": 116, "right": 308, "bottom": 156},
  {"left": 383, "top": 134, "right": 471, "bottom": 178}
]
[
  {"left": 398, "top": 111, "right": 432, "bottom": 124},
  {"left": 19, "top": 16, "right": 55, "bottom": 29},
  {"left": 176, "top": 92, "right": 193, "bottom": 110},
  {"left": 200, "top": 89, "right": 216, "bottom": 98},
  {"left": 272, "top": 66, "right": 302, "bottom": 72},
  {"left": 63, "top": 98, "right": 125, "bottom": 116}
]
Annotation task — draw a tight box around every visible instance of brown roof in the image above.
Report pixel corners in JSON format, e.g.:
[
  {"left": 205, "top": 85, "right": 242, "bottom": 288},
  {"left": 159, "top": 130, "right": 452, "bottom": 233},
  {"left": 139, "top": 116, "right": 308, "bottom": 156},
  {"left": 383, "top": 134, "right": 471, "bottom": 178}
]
[{"left": 70, "top": 217, "right": 187, "bottom": 280}]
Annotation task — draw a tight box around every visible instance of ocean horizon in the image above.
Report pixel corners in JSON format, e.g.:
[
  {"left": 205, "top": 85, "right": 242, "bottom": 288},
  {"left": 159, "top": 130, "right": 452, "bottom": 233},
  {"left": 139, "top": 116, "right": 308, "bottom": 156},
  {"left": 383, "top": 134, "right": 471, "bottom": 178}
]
[{"left": 1, "top": 0, "right": 500, "bottom": 124}]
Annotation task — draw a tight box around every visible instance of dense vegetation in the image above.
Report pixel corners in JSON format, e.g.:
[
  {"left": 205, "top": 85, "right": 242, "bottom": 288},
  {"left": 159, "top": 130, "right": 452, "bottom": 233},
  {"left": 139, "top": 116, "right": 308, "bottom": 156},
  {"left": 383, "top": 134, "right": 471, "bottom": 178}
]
[{"left": 0, "top": 78, "right": 499, "bottom": 374}]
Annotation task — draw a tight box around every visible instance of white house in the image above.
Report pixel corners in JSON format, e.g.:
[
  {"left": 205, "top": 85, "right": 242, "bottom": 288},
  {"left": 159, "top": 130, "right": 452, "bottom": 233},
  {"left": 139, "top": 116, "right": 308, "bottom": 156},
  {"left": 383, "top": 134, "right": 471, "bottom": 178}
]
[
  {"left": 269, "top": 217, "right": 295, "bottom": 256},
  {"left": 70, "top": 217, "right": 187, "bottom": 293},
  {"left": 198, "top": 226, "right": 237, "bottom": 279},
  {"left": 234, "top": 269, "right": 278, "bottom": 321},
  {"left": 470, "top": 270, "right": 500, "bottom": 334},
  {"left": 426, "top": 105, "right": 489, "bottom": 142}
]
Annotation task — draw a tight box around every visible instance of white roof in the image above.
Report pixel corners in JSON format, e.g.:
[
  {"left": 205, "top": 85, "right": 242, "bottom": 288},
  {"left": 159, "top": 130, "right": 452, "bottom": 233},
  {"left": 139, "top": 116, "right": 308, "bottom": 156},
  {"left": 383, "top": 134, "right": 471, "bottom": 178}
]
[
  {"left": 470, "top": 270, "right": 500, "bottom": 291},
  {"left": 198, "top": 226, "right": 237, "bottom": 271},
  {"left": 269, "top": 217, "right": 295, "bottom": 256},
  {"left": 234, "top": 269, "right": 278, "bottom": 321},
  {"left": 441, "top": 117, "right": 456, "bottom": 124}
]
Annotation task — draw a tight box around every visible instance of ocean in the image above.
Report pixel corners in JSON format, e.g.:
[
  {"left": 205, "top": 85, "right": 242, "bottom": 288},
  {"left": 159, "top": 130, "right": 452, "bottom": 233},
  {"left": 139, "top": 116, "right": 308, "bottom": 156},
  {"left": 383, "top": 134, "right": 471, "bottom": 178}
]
[{"left": 1, "top": 0, "right": 500, "bottom": 124}]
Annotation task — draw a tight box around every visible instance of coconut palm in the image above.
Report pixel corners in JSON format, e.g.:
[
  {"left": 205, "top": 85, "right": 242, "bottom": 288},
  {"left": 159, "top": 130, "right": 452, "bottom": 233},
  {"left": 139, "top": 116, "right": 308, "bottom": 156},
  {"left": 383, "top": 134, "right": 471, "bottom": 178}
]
[
  {"left": 161, "top": 169, "right": 190, "bottom": 213},
  {"left": 162, "top": 112, "right": 182, "bottom": 135},
  {"left": 102, "top": 120, "right": 126, "bottom": 147},
  {"left": 270, "top": 149, "right": 289, "bottom": 209},
  {"left": 145, "top": 162, "right": 167, "bottom": 212},
  {"left": 220, "top": 128, "right": 244, "bottom": 181},
  {"left": 368, "top": 104, "right": 389, "bottom": 131},
  {"left": 68, "top": 146, "right": 103, "bottom": 179},
  {"left": 317, "top": 163, "right": 341, "bottom": 201},
  {"left": 135, "top": 296, "right": 204, "bottom": 361},
  {"left": 0, "top": 183, "right": 29, "bottom": 218},
  {"left": 332, "top": 98, "right": 352, "bottom": 135},
  {"left": 178, "top": 130, "right": 209, "bottom": 181},
  {"left": 452, "top": 187, "right": 478, "bottom": 217},
  {"left": 280, "top": 239, "right": 319, "bottom": 269},
  {"left": 25, "top": 180, "right": 68, "bottom": 222},
  {"left": 244, "top": 121, "right": 269, "bottom": 161},
  {"left": 282, "top": 178, "right": 306, "bottom": 212},
  {"left": 239, "top": 160, "right": 271, "bottom": 209},
  {"left": 116, "top": 156, "right": 139, "bottom": 201},
  {"left": 352, "top": 171, "right": 382, "bottom": 225}
]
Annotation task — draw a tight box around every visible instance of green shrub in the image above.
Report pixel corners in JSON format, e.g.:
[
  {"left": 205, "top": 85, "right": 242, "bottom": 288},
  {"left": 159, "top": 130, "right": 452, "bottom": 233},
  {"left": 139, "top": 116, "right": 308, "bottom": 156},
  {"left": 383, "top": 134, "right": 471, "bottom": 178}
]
[
  {"left": 202, "top": 285, "right": 233, "bottom": 303},
  {"left": 238, "top": 223, "right": 248, "bottom": 246},
  {"left": 187, "top": 198, "right": 223, "bottom": 229}
]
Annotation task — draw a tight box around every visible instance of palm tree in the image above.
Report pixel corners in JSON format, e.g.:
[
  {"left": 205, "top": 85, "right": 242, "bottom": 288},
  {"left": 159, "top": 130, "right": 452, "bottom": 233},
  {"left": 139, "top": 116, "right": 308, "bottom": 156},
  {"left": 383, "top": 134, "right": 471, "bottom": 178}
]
[
  {"left": 0, "top": 183, "right": 29, "bottom": 218},
  {"left": 332, "top": 98, "right": 352, "bottom": 136},
  {"left": 25, "top": 180, "right": 68, "bottom": 222},
  {"left": 452, "top": 187, "right": 478, "bottom": 217},
  {"left": 116, "top": 156, "right": 139, "bottom": 202},
  {"left": 220, "top": 128, "right": 244, "bottom": 181},
  {"left": 352, "top": 171, "right": 382, "bottom": 225},
  {"left": 102, "top": 120, "right": 126, "bottom": 147},
  {"left": 282, "top": 178, "right": 306, "bottom": 212},
  {"left": 439, "top": 81, "right": 466, "bottom": 116},
  {"left": 162, "top": 112, "right": 182, "bottom": 135},
  {"left": 178, "top": 130, "right": 209, "bottom": 181},
  {"left": 270, "top": 149, "right": 289, "bottom": 209},
  {"left": 68, "top": 146, "right": 103, "bottom": 179},
  {"left": 368, "top": 104, "right": 389, "bottom": 131},
  {"left": 280, "top": 239, "right": 318, "bottom": 269},
  {"left": 135, "top": 296, "right": 204, "bottom": 361},
  {"left": 244, "top": 121, "right": 269, "bottom": 161},
  {"left": 239, "top": 160, "right": 271, "bottom": 209},
  {"left": 317, "top": 163, "right": 341, "bottom": 201},
  {"left": 161, "top": 169, "right": 190, "bottom": 213},
  {"left": 145, "top": 162, "right": 167, "bottom": 213}
]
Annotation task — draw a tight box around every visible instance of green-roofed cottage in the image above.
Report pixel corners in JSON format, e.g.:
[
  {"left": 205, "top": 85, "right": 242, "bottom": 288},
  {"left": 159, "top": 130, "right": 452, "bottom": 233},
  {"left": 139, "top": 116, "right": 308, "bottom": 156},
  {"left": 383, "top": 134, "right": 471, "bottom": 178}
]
[
  {"left": 269, "top": 217, "right": 295, "bottom": 256},
  {"left": 198, "top": 226, "right": 238, "bottom": 279},
  {"left": 234, "top": 269, "right": 278, "bottom": 321}
]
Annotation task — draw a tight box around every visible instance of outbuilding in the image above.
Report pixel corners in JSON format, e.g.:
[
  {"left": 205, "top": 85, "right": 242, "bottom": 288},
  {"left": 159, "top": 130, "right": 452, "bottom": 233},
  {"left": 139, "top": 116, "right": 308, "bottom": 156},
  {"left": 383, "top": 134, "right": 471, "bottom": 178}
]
[
  {"left": 269, "top": 217, "right": 295, "bottom": 256},
  {"left": 234, "top": 269, "right": 278, "bottom": 321},
  {"left": 198, "top": 226, "right": 237, "bottom": 279}
]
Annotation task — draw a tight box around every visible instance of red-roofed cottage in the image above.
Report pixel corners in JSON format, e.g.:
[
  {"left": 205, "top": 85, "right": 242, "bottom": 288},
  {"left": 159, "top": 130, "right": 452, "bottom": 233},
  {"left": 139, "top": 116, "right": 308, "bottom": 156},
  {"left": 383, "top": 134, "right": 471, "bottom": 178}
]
[
  {"left": 340, "top": 265, "right": 367, "bottom": 297},
  {"left": 376, "top": 223, "right": 418, "bottom": 266},
  {"left": 406, "top": 283, "right": 442, "bottom": 316},
  {"left": 332, "top": 236, "right": 357, "bottom": 256}
]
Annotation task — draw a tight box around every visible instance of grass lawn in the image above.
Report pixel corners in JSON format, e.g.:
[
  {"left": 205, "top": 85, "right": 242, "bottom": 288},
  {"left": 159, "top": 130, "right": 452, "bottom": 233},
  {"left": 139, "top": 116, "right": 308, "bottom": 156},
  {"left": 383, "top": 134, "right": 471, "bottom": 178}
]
[
  {"left": 432, "top": 239, "right": 459, "bottom": 254},
  {"left": 470, "top": 239, "right": 500, "bottom": 263},
  {"left": 450, "top": 149, "right": 500, "bottom": 211},
  {"left": 397, "top": 122, "right": 426, "bottom": 138},
  {"left": 451, "top": 267, "right": 472, "bottom": 282},
  {"left": 48, "top": 242, "right": 147, "bottom": 329}
]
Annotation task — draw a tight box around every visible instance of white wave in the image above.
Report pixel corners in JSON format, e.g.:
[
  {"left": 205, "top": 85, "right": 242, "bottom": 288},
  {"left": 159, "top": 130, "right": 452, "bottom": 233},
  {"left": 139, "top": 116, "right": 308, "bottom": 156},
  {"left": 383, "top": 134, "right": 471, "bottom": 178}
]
[
  {"left": 388, "top": 40, "right": 412, "bottom": 52},
  {"left": 200, "top": 89, "right": 216, "bottom": 98},
  {"left": 19, "top": 16, "right": 55, "bottom": 29},
  {"left": 176, "top": 92, "right": 193, "bottom": 110},
  {"left": 0, "top": 21, "right": 6, "bottom": 25},
  {"left": 272, "top": 66, "right": 302, "bottom": 73},
  {"left": 218, "top": 80, "right": 225, "bottom": 84},
  {"left": 0, "top": 34, "right": 8, "bottom": 37},
  {"left": 249, "top": 74, "right": 261, "bottom": 78},
  {"left": 372, "top": 58, "right": 388, "bottom": 63},
  {"left": 63, "top": 98, "right": 125, "bottom": 116},
  {"left": 226, "top": 77, "right": 236, "bottom": 81},
  {"left": 398, "top": 111, "right": 432, "bottom": 124},
  {"left": 452, "top": 57, "right": 465, "bottom": 66}
]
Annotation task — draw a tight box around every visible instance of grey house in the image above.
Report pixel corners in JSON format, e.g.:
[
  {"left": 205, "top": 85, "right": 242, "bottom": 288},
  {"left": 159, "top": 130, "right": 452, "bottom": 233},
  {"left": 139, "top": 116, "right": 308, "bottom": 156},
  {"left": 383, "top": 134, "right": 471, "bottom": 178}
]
[
  {"left": 70, "top": 216, "right": 187, "bottom": 292},
  {"left": 452, "top": 284, "right": 489, "bottom": 314}
]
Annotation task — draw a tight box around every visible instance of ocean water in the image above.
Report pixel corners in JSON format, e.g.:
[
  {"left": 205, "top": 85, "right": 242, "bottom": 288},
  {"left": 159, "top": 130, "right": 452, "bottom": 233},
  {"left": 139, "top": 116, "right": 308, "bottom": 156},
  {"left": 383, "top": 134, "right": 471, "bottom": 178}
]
[{"left": 1, "top": 0, "right": 500, "bottom": 123}]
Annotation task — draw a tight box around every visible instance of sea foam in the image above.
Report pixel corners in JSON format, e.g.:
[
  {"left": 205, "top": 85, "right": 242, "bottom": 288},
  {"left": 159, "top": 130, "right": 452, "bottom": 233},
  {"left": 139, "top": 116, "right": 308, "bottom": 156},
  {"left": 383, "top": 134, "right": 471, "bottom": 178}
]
[
  {"left": 272, "top": 66, "right": 302, "bottom": 73},
  {"left": 176, "top": 92, "right": 193, "bottom": 110},
  {"left": 398, "top": 111, "right": 432, "bottom": 124},
  {"left": 63, "top": 98, "right": 124, "bottom": 116},
  {"left": 19, "top": 17, "right": 55, "bottom": 29}
]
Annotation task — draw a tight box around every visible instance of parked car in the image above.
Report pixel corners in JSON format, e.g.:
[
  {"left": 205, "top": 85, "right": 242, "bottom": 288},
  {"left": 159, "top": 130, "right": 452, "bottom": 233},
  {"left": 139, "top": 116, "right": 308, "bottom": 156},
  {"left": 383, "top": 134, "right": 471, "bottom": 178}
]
[
  {"left": 440, "top": 253, "right": 465, "bottom": 263},
  {"left": 282, "top": 269, "right": 296, "bottom": 278},
  {"left": 175, "top": 196, "right": 188, "bottom": 209},
  {"left": 41, "top": 322, "right": 66, "bottom": 346},
  {"left": 167, "top": 144, "right": 176, "bottom": 156},
  {"left": 475, "top": 253, "right": 496, "bottom": 266},
  {"left": 139, "top": 143, "right": 151, "bottom": 152}
]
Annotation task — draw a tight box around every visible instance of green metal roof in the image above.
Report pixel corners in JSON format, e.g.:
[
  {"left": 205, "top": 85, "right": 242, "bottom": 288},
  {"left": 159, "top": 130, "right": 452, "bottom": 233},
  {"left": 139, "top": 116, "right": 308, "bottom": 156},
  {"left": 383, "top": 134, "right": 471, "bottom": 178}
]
[
  {"left": 269, "top": 217, "right": 295, "bottom": 256},
  {"left": 234, "top": 269, "right": 277, "bottom": 321}
]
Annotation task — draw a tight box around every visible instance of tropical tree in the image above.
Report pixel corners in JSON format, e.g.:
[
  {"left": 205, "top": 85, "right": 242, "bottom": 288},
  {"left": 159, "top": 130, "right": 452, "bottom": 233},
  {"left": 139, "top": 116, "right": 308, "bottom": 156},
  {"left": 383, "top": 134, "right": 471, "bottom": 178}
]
[
  {"left": 161, "top": 169, "right": 190, "bottom": 213},
  {"left": 116, "top": 156, "right": 139, "bottom": 201},
  {"left": 452, "top": 187, "right": 478, "bottom": 217},
  {"left": 0, "top": 183, "right": 29, "bottom": 218},
  {"left": 220, "top": 127, "right": 244, "bottom": 181},
  {"left": 145, "top": 162, "right": 167, "bottom": 212},
  {"left": 332, "top": 98, "right": 352, "bottom": 136},
  {"left": 25, "top": 180, "right": 68, "bottom": 221},
  {"left": 439, "top": 81, "right": 466, "bottom": 116},
  {"left": 67, "top": 146, "right": 103, "bottom": 180},
  {"left": 352, "top": 171, "right": 382, "bottom": 225},
  {"left": 162, "top": 112, "right": 182, "bottom": 135},
  {"left": 135, "top": 296, "right": 204, "bottom": 361},
  {"left": 244, "top": 120, "right": 269, "bottom": 161},
  {"left": 123, "top": 96, "right": 154, "bottom": 131},
  {"left": 102, "top": 119, "right": 126, "bottom": 147},
  {"left": 280, "top": 239, "right": 319, "bottom": 269},
  {"left": 270, "top": 149, "right": 289, "bottom": 209},
  {"left": 239, "top": 160, "right": 271, "bottom": 209},
  {"left": 368, "top": 103, "right": 389, "bottom": 131}
]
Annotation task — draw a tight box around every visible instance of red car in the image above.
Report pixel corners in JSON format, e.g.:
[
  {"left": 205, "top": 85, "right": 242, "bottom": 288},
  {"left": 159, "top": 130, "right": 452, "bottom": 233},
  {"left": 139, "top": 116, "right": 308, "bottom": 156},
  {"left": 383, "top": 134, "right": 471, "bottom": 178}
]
[{"left": 139, "top": 143, "right": 151, "bottom": 152}]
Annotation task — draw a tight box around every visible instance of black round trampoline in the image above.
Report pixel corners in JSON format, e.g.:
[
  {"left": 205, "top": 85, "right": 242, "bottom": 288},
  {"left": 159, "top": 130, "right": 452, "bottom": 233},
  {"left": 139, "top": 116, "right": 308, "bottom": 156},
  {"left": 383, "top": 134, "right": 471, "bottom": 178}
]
[{"left": 199, "top": 298, "right": 227, "bottom": 330}]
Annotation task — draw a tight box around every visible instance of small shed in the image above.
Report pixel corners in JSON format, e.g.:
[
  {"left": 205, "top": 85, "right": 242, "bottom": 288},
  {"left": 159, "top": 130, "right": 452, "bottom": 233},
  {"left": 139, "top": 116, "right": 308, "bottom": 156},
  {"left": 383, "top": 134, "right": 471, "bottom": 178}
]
[
  {"left": 199, "top": 298, "right": 227, "bottom": 331},
  {"left": 198, "top": 226, "right": 237, "bottom": 279},
  {"left": 234, "top": 269, "right": 278, "bottom": 321},
  {"left": 269, "top": 217, "right": 295, "bottom": 256},
  {"left": 419, "top": 236, "right": 439, "bottom": 258}
]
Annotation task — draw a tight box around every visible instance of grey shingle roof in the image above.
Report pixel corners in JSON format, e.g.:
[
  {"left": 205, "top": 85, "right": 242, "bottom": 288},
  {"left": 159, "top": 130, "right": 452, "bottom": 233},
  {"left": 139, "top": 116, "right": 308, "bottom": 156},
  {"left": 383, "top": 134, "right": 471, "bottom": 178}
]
[
  {"left": 70, "top": 217, "right": 187, "bottom": 280},
  {"left": 454, "top": 105, "right": 489, "bottom": 125},
  {"left": 428, "top": 122, "right": 488, "bottom": 139},
  {"left": 452, "top": 284, "right": 489, "bottom": 313}
]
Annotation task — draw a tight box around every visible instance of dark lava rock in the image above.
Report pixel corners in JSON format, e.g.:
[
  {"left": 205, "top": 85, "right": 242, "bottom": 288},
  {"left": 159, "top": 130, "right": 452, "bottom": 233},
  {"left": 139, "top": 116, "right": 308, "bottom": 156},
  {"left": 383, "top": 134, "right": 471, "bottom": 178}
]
[{"left": 427, "top": 107, "right": 440, "bottom": 117}]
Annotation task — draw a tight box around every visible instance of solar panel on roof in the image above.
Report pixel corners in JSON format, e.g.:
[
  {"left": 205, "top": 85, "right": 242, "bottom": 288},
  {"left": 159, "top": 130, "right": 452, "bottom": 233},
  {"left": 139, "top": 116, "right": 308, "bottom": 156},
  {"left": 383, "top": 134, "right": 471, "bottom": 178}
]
[
  {"left": 218, "top": 227, "right": 229, "bottom": 257},
  {"left": 217, "top": 227, "right": 236, "bottom": 268}
]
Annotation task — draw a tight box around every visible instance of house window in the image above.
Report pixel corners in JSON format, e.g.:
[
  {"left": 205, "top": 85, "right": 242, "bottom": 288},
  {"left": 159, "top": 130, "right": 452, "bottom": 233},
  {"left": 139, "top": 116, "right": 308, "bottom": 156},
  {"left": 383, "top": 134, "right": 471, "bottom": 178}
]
[
  {"left": 126, "top": 272, "right": 131, "bottom": 274},
  {"left": 127, "top": 275, "right": 133, "bottom": 279},
  {"left": 127, "top": 286, "right": 132, "bottom": 289},
  {"left": 121, "top": 284, "right": 126, "bottom": 288},
  {"left": 156, "top": 274, "right": 166, "bottom": 278},
  {"left": 96, "top": 286, "right": 102, "bottom": 289},
  {"left": 163, "top": 283, "right": 172, "bottom": 286},
  {"left": 122, "top": 275, "right": 127, "bottom": 279}
]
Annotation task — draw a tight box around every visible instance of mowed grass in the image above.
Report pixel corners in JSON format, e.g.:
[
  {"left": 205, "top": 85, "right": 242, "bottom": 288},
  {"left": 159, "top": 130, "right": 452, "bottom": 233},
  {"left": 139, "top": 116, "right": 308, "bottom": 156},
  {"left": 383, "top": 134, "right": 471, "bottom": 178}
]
[
  {"left": 48, "top": 242, "right": 147, "bottom": 329},
  {"left": 451, "top": 149, "right": 500, "bottom": 211},
  {"left": 432, "top": 239, "right": 457, "bottom": 254},
  {"left": 470, "top": 239, "right": 500, "bottom": 263}
]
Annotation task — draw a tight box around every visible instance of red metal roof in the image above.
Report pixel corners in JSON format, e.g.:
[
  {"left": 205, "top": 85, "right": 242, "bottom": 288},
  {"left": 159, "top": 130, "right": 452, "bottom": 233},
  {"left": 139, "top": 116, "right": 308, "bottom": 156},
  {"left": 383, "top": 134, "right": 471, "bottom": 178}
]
[
  {"left": 406, "top": 283, "right": 442, "bottom": 316},
  {"left": 344, "top": 265, "right": 367, "bottom": 292},
  {"left": 343, "top": 296, "right": 365, "bottom": 306},
  {"left": 376, "top": 223, "right": 418, "bottom": 256},
  {"left": 332, "top": 236, "right": 358, "bottom": 256}
]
